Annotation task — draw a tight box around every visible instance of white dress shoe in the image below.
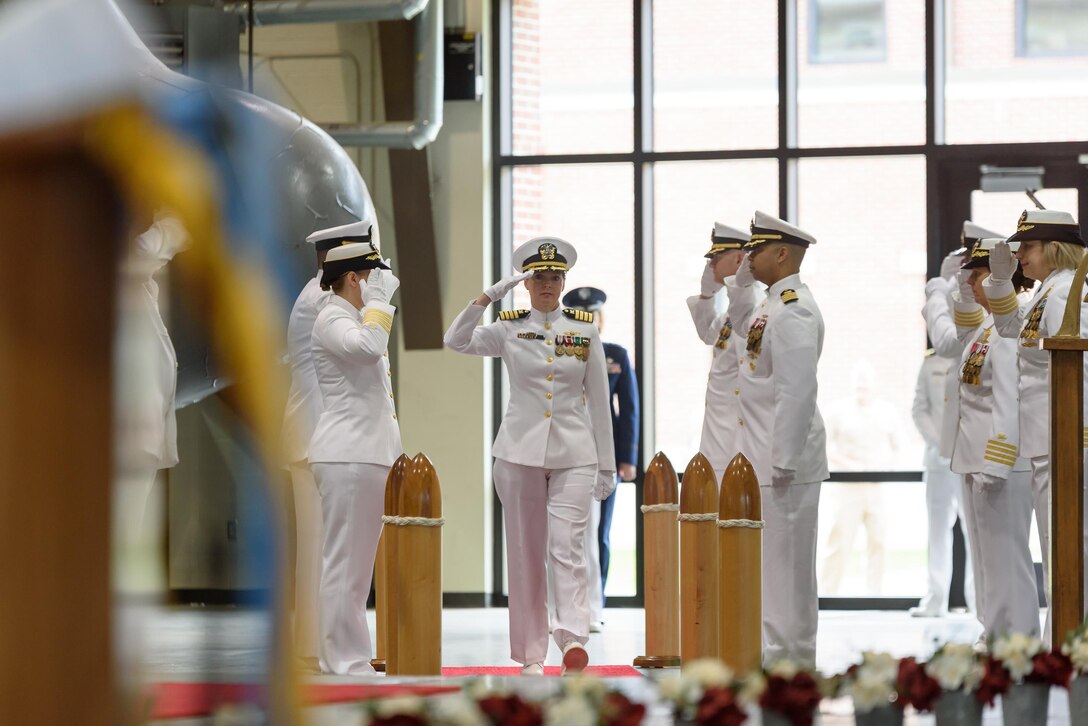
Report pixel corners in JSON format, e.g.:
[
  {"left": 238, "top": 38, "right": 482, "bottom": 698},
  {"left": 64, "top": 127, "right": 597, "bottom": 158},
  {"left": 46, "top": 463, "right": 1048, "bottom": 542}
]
[
  {"left": 560, "top": 641, "right": 588, "bottom": 676},
  {"left": 589, "top": 620, "right": 604, "bottom": 633},
  {"left": 909, "top": 605, "right": 946, "bottom": 618},
  {"left": 520, "top": 662, "right": 544, "bottom": 676}
]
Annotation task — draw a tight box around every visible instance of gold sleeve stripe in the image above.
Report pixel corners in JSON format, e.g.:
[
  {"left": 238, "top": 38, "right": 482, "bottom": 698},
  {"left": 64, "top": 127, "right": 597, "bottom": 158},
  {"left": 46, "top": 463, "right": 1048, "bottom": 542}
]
[
  {"left": 954, "top": 310, "right": 985, "bottom": 326},
  {"left": 986, "top": 440, "right": 1017, "bottom": 454},
  {"left": 989, "top": 293, "right": 1019, "bottom": 315},
  {"left": 363, "top": 309, "right": 393, "bottom": 332},
  {"left": 984, "top": 453, "right": 1017, "bottom": 466}
]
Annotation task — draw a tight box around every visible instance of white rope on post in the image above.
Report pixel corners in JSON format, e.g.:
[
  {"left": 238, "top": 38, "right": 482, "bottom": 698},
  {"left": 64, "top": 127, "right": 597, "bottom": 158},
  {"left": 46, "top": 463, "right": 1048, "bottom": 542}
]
[
  {"left": 677, "top": 512, "right": 718, "bottom": 522},
  {"left": 640, "top": 503, "right": 680, "bottom": 514},
  {"left": 717, "top": 518, "right": 765, "bottom": 529},
  {"left": 381, "top": 515, "right": 445, "bottom": 527}
]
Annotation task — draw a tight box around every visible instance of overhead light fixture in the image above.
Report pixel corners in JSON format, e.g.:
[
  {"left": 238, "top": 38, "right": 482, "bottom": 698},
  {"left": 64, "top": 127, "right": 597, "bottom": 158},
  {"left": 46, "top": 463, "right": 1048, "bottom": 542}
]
[{"left": 979, "top": 165, "right": 1045, "bottom": 193}]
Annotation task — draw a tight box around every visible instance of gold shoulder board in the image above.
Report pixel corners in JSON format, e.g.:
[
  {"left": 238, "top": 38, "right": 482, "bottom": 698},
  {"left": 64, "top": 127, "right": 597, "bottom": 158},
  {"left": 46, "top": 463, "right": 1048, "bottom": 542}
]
[
  {"left": 563, "top": 308, "right": 594, "bottom": 323},
  {"left": 780, "top": 289, "right": 799, "bottom": 305},
  {"left": 925, "top": 347, "right": 936, "bottom": 357},
  {"left": 499, "top": 309, "right": 530, "bottom": 321}
]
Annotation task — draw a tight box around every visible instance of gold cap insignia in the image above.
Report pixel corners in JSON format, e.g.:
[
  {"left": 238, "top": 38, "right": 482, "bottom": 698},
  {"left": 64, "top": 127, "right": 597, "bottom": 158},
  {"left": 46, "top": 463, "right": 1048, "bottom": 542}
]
[{"left": 539, "top": 242, "right": 557, "bottom": 260}]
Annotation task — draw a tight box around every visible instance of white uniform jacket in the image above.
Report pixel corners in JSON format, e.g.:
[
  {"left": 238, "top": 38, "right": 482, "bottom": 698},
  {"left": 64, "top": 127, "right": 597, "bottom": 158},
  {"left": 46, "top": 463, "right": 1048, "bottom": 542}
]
[
  {"left": 686, "top": 278, "right": 760, "bottom": 471},
  {"left": 444, "top": 303, "right": 615, "bottom": 471},
  {"left": 728, "top": 274, "right": 828, "bottom": 488},
  {"left": 983, "top": 269, "right": 1088, "bottom": 459},
  {"left": 308, "top": 296, "right": 402, "bottom": 466},
  {"left": 922, "top": 278, "right": 966, "bottom": 458},
  {"left": 281, "top": 271, "right": 331, "bottom": 464},
  {"left": 949, "top": 300, "right": 1029, "bottom": 477},
  {"left": 912, "top": 352, "right": 956, "bottom": 470}
]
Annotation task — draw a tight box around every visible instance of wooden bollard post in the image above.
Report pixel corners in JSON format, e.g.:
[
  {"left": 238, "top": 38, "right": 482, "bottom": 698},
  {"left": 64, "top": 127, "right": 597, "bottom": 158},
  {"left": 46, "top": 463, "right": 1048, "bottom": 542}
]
[
  {"left": 680, "top": 453, "right": 720, "bottom": 662},
  {"left": 718, "top": 453, "right": 763, "bottom": 675},
  {"left": 394, "top": 453, "right": 444, "bottom": 675},
  {"left": 373, "top": 454, "right": 410, "bottom": 673},
  {"left": 634, "top": 452, "right": 681, "bottom": 668}
]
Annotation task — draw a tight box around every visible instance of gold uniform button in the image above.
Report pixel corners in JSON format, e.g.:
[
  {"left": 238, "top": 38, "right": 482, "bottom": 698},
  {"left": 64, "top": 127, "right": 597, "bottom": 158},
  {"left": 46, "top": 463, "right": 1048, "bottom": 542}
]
[
  {"left": 392, "top": 414, "right": 397, "bottom": 420},
  {"left": 738, "top": 418, "right": 744, "bottom": 426},
  {"left": 546, "top": 374, "right": 553, "bottom": 381},
  {"left": 546, "top": 339, "right": 553, "bottom": 345},
  {"left": 389, "top": 393, "right": 394, "bottom": 399},
  {"left": 383, "top": 351, "right": 388, "bottom": 357},
  {"left": 545, "top": 411, "right": 551, "bottom": 418},
  {"left": 734, "top": 388, "right": 740, "bottom": 395},
  {"left": 544, "top": 322, "right": 551, "bottom": 330},
  {"left": 387, "top": 370, "right": 391, "bottom": 376},
  {"left": 547, "top": 356, "right": 554, "bottom": 363},
  {"left": 546, "top": 393, "right": 552, "bottom": 399}
]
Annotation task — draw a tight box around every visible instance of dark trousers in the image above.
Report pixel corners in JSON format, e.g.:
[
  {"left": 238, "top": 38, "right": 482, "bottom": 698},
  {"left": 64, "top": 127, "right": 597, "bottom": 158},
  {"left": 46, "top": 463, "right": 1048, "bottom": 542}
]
[{"left": 597, "top": 483, "right": 617, "bottom": 605}]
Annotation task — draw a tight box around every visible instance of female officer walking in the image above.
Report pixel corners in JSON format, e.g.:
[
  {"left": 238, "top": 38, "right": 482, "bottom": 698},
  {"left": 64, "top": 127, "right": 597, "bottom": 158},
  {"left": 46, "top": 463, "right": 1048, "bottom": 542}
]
[
  {"left": 308, "top": 240, "right": 401, "bottom": 675},
  {"left": 444, "top": 237, "right": 615, "bottom": 675}
]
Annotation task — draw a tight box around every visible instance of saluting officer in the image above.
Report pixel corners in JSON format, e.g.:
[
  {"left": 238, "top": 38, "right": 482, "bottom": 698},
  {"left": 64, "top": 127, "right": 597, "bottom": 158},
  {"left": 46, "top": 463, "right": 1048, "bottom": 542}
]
[
  {"left": 727, "top": 211, "right": 827, "bottom": 666},
  {"left": 560, "top": 286, "right": 640, "bottom": 630},
  {"left": 280, "top": 221, "right": 359, "bottom": 665},
  {"left": 940, "top": 238, "right": 1038, "bottom": 637},
  {"left": 444, "top": 238, "right": 615, "bottom": 676},
  {"left": 983, "top": 209, "right": 1088, "bottom": 635},
  {"left": 308, "top": 240, "right": 401, "bottom": 675},
  {"left": 687, "top": 222, "right": 759, "bottom": 486}
]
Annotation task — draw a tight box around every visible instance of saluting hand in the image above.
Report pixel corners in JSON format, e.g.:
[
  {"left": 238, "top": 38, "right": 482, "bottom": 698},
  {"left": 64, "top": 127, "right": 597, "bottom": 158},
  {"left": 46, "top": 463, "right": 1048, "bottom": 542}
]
[
  {"left": 363, "top": 265, "right": 400, "bottom": 306},
  {"left": 700, "top": 263, "right": 722, "bottom": 298},
  {"left": 593, "top": 471, "right": 617, "bottom": 501},
  {"left": 734, "top": 255, "right": 755, "bottom": 287},
  {"left": 988, "top": 242, "right": 1018, "bottom": 283},
  {"left": 940, "top": 250, "right": 964, "bottom": 281},
  {"left": 484, "top": 271, "right": 533, "bottom": 302},
  {"left": 956, "top": 269, "right": 975, "bottom": 304}
]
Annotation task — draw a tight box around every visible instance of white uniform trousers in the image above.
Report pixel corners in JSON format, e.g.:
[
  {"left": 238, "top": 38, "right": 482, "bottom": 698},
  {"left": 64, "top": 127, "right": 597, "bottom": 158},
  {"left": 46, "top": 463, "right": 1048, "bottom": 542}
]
[
  {"left": 964, "top": 472, "right": 1039, "bottom": 637},
  {"left": 547, "top": 499, "right": 603, "bottom": 626},
  {"left": 494, "top": 459, "right": 594, "bottom": 666},
  {"left": 763, "top": 482, "right": 822, "bottom": 667},
  {"left": 918, "top": 466, "right": 976, "bottom": 615},
  {"left": 289, "top": 463, "right": 324, "bottom": 661},
  {"left": 959, "top": 477, "right": 986, "bottom": 628},
  {"left": 1030, "top": 455, "right": 1051, "bottom": 640},
  {"left": 312, "top": 462, "right": 387, "bottom": 675}
]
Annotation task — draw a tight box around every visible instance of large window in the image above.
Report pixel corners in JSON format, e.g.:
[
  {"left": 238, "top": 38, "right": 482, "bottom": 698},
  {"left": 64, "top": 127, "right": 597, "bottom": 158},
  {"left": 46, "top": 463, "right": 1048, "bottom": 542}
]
[{"left": 495, "top": 0, "right": 1088, "bottom": 606}]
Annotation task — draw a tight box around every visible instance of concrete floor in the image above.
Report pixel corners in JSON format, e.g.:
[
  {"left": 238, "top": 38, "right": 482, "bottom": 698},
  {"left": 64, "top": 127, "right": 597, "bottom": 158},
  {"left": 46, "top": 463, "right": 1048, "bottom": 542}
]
[{"left": 138, "top": 606, "right": 1075, "bottom": 724}]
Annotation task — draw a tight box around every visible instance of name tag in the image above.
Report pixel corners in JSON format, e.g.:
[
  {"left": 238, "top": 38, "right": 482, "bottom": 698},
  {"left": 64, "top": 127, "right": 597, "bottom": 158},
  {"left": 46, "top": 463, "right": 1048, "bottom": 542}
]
[{"left": 517, "top": 332, "right": 544, "bottom": 340}]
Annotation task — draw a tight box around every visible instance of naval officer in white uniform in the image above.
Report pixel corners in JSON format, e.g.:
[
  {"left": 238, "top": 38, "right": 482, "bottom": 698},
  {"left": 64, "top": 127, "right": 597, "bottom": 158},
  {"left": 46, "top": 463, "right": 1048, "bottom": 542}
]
[
  {"left": 308, "top": 241, "right": 402, "bottom": 675},
  {"left": 281, "top": 221, "right": 364, "bottom": 665},
  {"left": 727, "top": 211, "right": 828, "bottom": 666},
  {"left": 688, "top": 222, "right": 760, "bottom": 486},
  {"left": 983, "top": 210, "right": 1088, "bottom": 636},
  {"left": 444, "top": 237, "right": 615, "bottom": 676}
]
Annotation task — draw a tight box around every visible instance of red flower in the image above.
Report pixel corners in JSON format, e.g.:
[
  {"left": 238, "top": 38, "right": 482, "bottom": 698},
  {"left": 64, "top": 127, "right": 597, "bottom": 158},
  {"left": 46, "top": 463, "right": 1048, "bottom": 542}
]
[
  {"left": 694, "top": 686, "right": 747, "bottom": 726},
  {"left": 758, "top": 673, "right": 821, "bottom": 726},
  {"left": 1027, "top": 650, "right": 1074, "bottom": 688},
  {"left": 602, "top": 691, "right": 648, "bottom": 726},
  {"left": 477, "top": 694, "right": 544, "bottom": 726},
  {"left": 896, "top": 657, "right": 940, "bottom": 712},
  {"left": 370, "top": 716, "right": 428, "bottom": 726},
  {"left": 975, "top": 658, "right": 1011, "bottom": 707}
]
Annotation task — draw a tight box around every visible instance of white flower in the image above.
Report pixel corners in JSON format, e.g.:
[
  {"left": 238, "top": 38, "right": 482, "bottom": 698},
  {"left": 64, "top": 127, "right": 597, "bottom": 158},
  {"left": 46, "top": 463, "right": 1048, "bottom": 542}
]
[
  {"left": 374, "top": 695, "right": 425, "bottom": 717},
  {"left": 545, "top": 694, "right": 597, "bottom": 726},
  {"left": 736, "top": 672, "right": 767, "bottom": 707},
  {"left": 848, "top": 652, "right": 899, "bottom": 712},
  {"left": 465, "top": 679, "right": 510, "bottom": 700},
  {"left": 926, "top": 643, "right": 984, "bottom": 692},
  {"left": 682, "top": 658, "right": 736, "bottom": 688},
  {"left": 767, "top": 659, "right": 800, "bottom": 679},
  {"left": 992, "top": 633, "right": 1044, "bottom": 683},
  {"left": 1064, "top": 638, "right": 1088, "bottom": 673},
  {"left": 563, "top": 674, "right": 607, "bottom": 704},
  {"left": 431, "top": 694, "right": 488, "bottom": 726}
]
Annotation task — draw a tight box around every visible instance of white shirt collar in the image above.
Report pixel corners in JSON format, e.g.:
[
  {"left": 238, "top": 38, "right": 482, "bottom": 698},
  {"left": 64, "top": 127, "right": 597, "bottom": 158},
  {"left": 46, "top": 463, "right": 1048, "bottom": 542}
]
[
  {"left": 529, "top": 305, "right": 563, "bottom": 324},
  {"left": 329, "top": 294, "right": 361, "bottom": 314},
  {"left": 768, "top": 272, "right": 802, "bottom": 298}
]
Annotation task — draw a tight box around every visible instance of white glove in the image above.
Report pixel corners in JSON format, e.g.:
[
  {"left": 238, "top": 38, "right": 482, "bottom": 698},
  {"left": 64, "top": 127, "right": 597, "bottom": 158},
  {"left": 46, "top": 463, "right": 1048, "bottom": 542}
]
[
  {"left": 940, "top": 250, "right": 964, "bottom": 281},
  {"left": 484, "top": 271, "right": 533, "bottom": 302},
  {"left": 700, "top": 263, "right": 722, "bottom": 297},
  {"left": 362, "top": 265, "right": 400, "bottom": 306},
  {"left": 956, "top": 269, "right": 975, "bottom": 304},
  {"left": 973, "top": 473, "right": 1007, "bottom": 494},
  {"left": 988, "top": 242, "right": 1017, "bottom": 283},
  {"left": 734, "top": 255, "right": 755, "bottom": 287},
  {"left": 924, "top": 276, "right": 952, "bottom": 298},
  {"left": 771, "top": 467, "right": 795, "bottom": 487},
  {"left": 593, "top": 471, "right": 617, "bottom": 501}
]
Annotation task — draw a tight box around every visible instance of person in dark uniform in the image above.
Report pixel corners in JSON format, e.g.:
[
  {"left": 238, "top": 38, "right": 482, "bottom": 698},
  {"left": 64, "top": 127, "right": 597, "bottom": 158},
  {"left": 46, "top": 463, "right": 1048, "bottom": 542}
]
[{"left": 562, "top": 287, "right": 639, "bottom": 624}]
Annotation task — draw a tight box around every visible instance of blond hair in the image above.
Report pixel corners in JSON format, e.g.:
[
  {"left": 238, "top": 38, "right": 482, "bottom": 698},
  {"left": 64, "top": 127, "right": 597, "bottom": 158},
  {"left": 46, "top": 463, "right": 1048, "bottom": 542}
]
[{"left": 1043, "top": 241, "right": 1086, "bottom": 272}]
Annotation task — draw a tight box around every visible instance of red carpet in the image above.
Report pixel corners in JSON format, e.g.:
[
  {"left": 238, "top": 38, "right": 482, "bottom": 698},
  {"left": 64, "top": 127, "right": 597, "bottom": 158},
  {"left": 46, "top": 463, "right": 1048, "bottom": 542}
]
[
  {"left": 442, "top": 665, "right": 642, "bottom": 678},
  {"left": 147, "top": 682, "right": 460, "bottom": 720}
]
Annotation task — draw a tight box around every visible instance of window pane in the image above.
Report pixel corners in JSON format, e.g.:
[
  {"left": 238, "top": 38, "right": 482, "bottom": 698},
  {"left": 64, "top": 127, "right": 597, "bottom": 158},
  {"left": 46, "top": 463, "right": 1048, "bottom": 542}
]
[
  {"left": 506, "top": 164, "right": 636, "bottom": 598},
  {"left": 970, "top": 187, "right": 1079, "bottom": 236},
  {"left": 652, "top": 160, "right": 779, "bottom": 469},
  {"left": 652, "top": 1, "right": 778, "bottom": 151},
  {"left": 811, "top": 0, "right": 886, "bottom": 64},
  {"left": 798, "top": 0, "right": 925, "bottom": 147},
  {"left": 946, "top": 0, "right": 1088, "bottom": 143},
  {"left": 799, "top": 156, "right": 927, "bottom": 597},
  {"left": 510, "top": 0, "right": 633, "bottom": 155},
  {"left": 1021, "top": 0, "right": 1088, "bottom": 57}
]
